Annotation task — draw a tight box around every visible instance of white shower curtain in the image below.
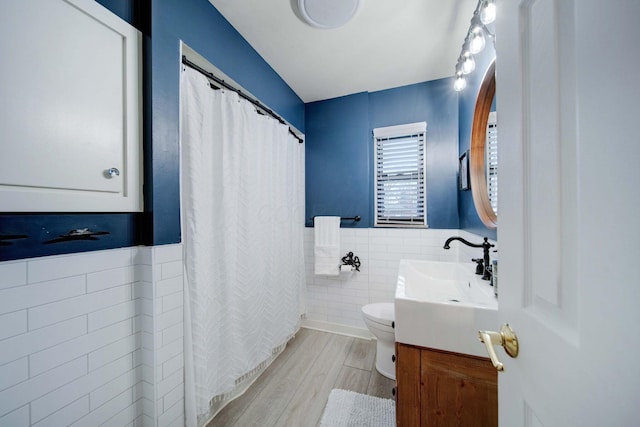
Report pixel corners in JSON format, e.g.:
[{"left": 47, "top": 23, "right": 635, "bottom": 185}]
[{"left": 181, "top": 67, "right": 306, "bottom": 427}]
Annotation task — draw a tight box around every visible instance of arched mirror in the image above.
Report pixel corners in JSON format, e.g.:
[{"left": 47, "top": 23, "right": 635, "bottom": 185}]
[{"left": 470, "top": 60, "right": 497, "bottom": 229}]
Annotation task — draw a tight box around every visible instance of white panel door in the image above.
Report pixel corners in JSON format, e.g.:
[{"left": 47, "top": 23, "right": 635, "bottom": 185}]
[
  {"left": 0, "top": 0, "right": 142, "bottom": 212},
  {"left": 496, "top": 0, "right": 640, "bottom": 425}
]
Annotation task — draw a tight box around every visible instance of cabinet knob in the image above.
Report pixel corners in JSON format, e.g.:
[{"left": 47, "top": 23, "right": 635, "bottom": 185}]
[
  {"left": 391, "top": 387, "right": 396, "bottom": 397},
  {"left": 105, "top": 168, "right": 120, "bottom": 178},
  {"left": 392, "top": 354, "right": 396, "bottom": 363}
]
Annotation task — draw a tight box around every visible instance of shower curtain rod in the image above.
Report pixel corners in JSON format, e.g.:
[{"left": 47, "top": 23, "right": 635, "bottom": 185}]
[{"left": 182, "top": 56, "right": 303, "bottom": 144}]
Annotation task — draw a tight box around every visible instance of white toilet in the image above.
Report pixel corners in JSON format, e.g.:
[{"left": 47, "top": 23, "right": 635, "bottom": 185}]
[{"left": 361, "top": 303, "right": 396, "bottom": 380}]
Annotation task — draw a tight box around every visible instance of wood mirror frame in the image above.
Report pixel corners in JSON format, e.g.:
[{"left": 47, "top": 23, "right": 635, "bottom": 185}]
[{"left": 470, "top": 60, "right": 497, "bottom": 229}]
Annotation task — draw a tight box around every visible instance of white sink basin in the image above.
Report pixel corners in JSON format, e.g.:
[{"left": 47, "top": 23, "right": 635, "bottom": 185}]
[{"left": 394, "top": 259, "right": 498, "bottom": 357}]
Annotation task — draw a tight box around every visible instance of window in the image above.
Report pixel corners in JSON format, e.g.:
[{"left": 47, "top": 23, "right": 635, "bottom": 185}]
[
  {"left": 374, "top": 122, "right": 427, "bottom": 227},
  {"left": 486, "top": 111, "right": 498, "bottom": 215}
]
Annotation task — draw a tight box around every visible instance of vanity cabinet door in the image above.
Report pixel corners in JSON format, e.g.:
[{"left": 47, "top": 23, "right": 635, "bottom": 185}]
[
  {"left": 0, "top": 0, "right": 142, "bottom": 212},
  {"left": 395, "top": 343, "right": 497, "bottom": 426},
  {"left": 421, "top": 348, "right": 497, "bottom": 426}
]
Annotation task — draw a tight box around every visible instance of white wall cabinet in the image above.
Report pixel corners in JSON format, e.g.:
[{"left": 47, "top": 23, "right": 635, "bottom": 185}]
[{"left": 0, "top": 0, "right": 142, "bottom": 212}]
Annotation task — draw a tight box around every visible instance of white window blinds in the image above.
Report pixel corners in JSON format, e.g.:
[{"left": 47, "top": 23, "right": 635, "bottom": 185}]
[
  {"left": 374, "top": 122, "right": 427, "bottom": 227},
  {"left": 486, "top": 111, "right": 498, "bottom": 215}
]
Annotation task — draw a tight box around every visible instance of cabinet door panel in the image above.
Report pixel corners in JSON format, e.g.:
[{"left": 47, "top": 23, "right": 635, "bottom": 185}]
[
  {"left": 396, "top": 343, "right": 421, "bottom": 426},
  {"left": 421, "top": 349, "right": 497, "bottom": 427},
  {"left": 0, "top": 0, "right": 142, "bottom": 211}
]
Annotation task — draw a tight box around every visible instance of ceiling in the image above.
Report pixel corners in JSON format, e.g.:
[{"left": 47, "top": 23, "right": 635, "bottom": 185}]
[{"left": 208, "top": 0, "right": 478, "bottom": 103}]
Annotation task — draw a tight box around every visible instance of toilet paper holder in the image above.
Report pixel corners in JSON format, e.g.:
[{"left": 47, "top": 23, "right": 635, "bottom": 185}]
[{"left": 341, "top": 251, "right": 361, "bottom": 272}]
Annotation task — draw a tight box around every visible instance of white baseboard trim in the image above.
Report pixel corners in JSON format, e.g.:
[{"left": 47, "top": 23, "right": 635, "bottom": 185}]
[{"left": 301, "top": 318, "right": 373, "bottom": 340}]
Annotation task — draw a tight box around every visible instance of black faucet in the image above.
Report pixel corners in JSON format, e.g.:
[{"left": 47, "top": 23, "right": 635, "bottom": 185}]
[{"left": 443, "top": 236, "right": 495, "bottom": 281}]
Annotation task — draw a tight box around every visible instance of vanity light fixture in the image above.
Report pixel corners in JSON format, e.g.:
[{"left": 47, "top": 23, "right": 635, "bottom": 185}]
[{"left": 453, "top": 0, "right": 496, "bottom": 91}]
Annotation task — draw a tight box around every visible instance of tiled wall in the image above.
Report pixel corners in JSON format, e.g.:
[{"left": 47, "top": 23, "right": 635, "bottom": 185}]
[
  {"left": 303, "top": 228, "right": 497, "bottom": 333},
  {"left": 0, "top": 228, "right": 493, "bottom": 425},
  {"left": 0, "top": 245, "right": 184, "bottom": 427},
  {"left": 137, "top": 245, "right": 185, "bottom": 427}
]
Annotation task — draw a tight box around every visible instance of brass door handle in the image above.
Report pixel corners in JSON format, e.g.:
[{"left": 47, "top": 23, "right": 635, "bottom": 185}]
[{"left": 478, "top": 323, "right": 519, "bottom": 371}]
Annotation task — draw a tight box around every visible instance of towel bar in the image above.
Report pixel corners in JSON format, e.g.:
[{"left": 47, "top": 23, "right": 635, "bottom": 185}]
[{"left": 311, "top": 215, "right": 360, "bottom": 222}]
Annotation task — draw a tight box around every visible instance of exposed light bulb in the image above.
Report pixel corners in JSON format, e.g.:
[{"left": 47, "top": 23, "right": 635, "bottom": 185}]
[
  {"left": 454, "top": 73, "right": 467, "bottom": 91},
  {"left": 469, "top": 27, "right": 486, "bottom": 54},
  {"left": 461, "top": 54, "right": 475, "bottom": 74},
  {"left": 480, "top": 0, "right": 496, "bottom": 25},
  {"left": 460, "top": 42, "right": 471, "bottom": 60}
]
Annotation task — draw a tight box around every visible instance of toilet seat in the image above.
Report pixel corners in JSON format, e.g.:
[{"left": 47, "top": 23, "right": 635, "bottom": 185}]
[{"left": 362, "top": 302, "right": 394, "bottom": 327}]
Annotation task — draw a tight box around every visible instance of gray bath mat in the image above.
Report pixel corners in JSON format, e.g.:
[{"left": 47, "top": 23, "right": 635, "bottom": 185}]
[{"left": 319, "top": 389, "right": 395, "bottom": 426}]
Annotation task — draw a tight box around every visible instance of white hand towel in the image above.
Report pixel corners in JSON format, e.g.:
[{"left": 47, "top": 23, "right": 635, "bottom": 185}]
[{"left": 314, "top": 216, "right": 340, "bottom": 276}]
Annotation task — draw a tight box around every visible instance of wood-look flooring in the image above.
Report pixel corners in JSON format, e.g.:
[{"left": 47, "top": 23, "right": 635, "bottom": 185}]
[{"left": 206, "top": 327, "right": 395, "bottom": 427}]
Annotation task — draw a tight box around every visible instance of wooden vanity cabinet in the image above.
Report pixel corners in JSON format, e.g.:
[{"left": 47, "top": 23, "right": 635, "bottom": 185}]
[{"left": 395, "top": 342, "right": 498, "bottom": 426}]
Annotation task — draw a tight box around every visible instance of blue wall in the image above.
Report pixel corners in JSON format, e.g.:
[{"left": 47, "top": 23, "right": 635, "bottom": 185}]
[
  {"left": 305, "top": 78, "right": 460, "bottom": 229},
  {"left": 96, "top": 0, "right": 137, "bottom": 22},
  {"left": 305, "top": 93, "right": 371, "bottom": 226},
  {"left": 457, "top": 37, "right": 497, "bottom": 240}
]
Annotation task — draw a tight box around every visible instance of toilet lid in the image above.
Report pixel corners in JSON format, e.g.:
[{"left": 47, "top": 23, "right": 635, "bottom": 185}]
[{"left": 362, "top": 303, "right": 395, "bottom": 326}]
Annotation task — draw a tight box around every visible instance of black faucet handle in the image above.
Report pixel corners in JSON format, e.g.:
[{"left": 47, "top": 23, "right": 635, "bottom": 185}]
[
  {"left": 472, "top": 258, "right": 484, "bottom": 275},
  {"left": 482, "top": 237, "right": 495, "bottom": 248}
]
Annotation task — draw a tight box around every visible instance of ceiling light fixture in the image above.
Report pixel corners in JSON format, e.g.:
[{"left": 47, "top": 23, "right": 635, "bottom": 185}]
[
  {"left": 453, "top": 0, "right": 496, "bottom": 91},
  {"left": 297, "top": 0, "right": 362, "bottom": 29}
]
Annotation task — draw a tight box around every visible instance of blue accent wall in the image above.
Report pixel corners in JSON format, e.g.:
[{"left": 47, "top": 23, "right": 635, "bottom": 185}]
[
  {"left": 96, "top": 0, "right": 135, "bottom": 23},
  {"left": 0, "top": 214, "right": 140, "bottom": 262},
  {"left": 305, "top": 78, "right": 459, "bottom": 229},
  {"left": 305, "top": 93, "right": 371, "bottom": 227},
  {"left": 457, "top": 37, "right": 497, "bottom": 240},
  {"left": 0, "top": 0, "right": 305, "bottom": 261}
]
